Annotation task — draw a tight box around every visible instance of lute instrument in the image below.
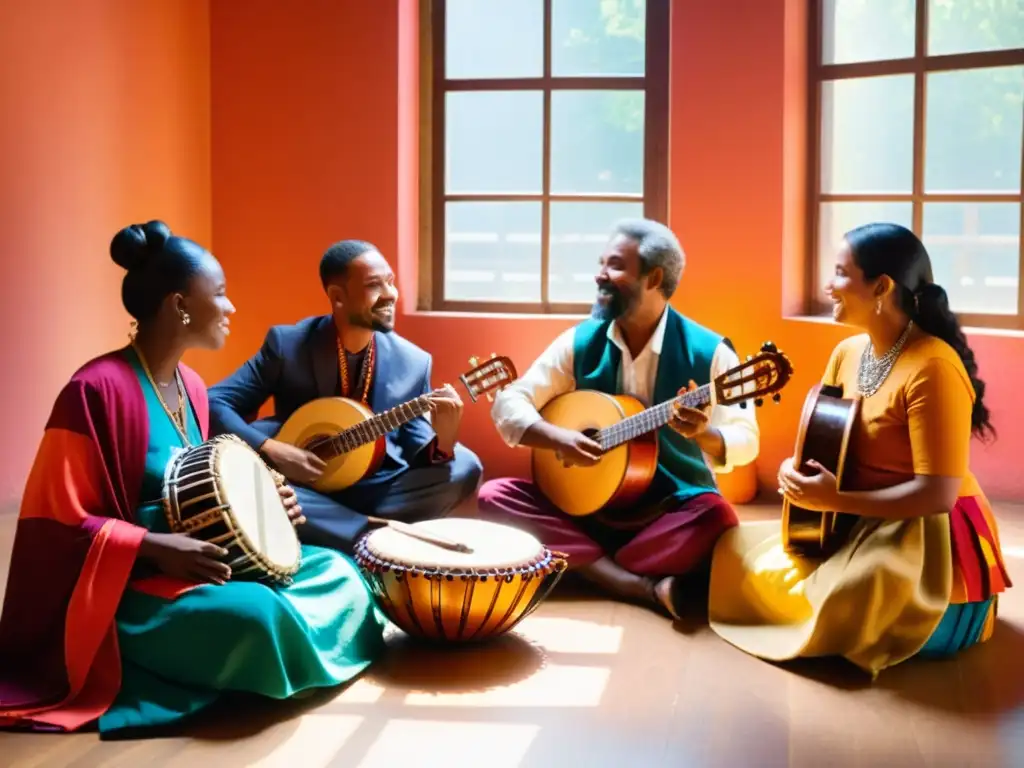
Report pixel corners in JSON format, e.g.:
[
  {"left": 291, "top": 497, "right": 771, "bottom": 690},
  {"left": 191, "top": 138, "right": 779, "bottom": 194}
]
[
  {"left": 780, "top": 383, "right": 861, "bottom": 558},
  {"left": 531, "top": 342, "right": 793, "bottom": 518},
  {"left": 275, "top": 354, "right": 516, "bottom": 493}
]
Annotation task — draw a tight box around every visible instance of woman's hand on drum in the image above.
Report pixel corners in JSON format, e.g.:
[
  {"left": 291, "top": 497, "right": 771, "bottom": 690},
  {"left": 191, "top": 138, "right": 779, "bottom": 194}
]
[
  {"left": 278, "top": 483, "right": 306, "bottom": 526},
  {"left": 140, "top": 532, "right": 232, "bottom": 585}
]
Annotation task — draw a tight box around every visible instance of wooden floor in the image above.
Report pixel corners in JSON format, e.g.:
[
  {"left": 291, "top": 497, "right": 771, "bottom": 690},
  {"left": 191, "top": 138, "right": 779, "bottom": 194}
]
[{"left": 2, "top": 503, "right": 1024, "bottom": 767}]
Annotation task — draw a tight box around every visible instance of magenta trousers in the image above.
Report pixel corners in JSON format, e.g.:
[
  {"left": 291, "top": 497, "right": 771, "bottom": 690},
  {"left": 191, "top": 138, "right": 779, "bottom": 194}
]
[{"left": 476, "top": 478, "right": 739, "bottom": 577}]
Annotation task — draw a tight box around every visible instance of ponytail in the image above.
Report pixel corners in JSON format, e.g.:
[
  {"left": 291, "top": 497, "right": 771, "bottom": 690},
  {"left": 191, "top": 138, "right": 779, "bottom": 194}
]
[{"left": 911, "top": 283, "right": 995, "bottom": 441}]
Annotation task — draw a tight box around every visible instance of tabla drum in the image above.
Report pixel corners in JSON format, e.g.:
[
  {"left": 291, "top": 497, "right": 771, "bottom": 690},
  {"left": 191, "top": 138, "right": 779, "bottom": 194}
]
[
  {"left": 354, "top": 518, "right": 568, "bottom": 643},
  {"left": 162, "top": 434, "right": 302, "bottom": 585}
]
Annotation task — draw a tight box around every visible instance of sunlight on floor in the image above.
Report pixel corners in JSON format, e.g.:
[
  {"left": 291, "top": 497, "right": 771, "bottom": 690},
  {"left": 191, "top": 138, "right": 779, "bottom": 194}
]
[
  {"left": 357, "top": 720, "right": 539, "bottom": 768},
  {"left": 512, "top": 616, "right": 625, "bottom": 654},
  {"left": 403, "top": 663, "right": 611, "bottom": 708},
  {"left": 170, "top": 715, "right": 364, "bottom": 768},
  {"left": 336, "top": 677, "right": 387, "bottom": 704}
]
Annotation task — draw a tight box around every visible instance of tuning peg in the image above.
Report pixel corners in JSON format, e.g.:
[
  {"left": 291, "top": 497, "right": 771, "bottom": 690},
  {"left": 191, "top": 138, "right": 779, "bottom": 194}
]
[
  {"left": 468, "top": 356, "right": 479, "bottom": 367},
  {"left": 773, "top": 393, "right": 781, "bottom": 403},
  {"left": 761, "top": 341, "right": 777, "bottom": 353},
  {"left": 486, "top": 392, "right": 494, "bottom": 402},
  {"left": 754, "top": 398, "right": 764, "bottom": 407},
  {"left": 746, "top": 355, "right": 753, "bottom": 362}
]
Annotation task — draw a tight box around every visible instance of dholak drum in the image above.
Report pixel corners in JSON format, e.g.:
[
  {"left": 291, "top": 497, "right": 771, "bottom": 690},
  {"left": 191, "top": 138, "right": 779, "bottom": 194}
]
[
  {"left": 355, "top": 518, "right": 568, "bottom": 643},
  {"left": 162, "top": 434, "right": 302, "bottom": 586}
]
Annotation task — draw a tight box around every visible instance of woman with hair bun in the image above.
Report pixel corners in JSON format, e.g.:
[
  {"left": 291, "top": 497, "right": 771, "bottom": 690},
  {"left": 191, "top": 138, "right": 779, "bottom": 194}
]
[
  {"left": 0, "top": 221, "right": 387, "bottom": 738},
  {"left": 708, "top": 222, "right": 1011, "bottom": 677}
]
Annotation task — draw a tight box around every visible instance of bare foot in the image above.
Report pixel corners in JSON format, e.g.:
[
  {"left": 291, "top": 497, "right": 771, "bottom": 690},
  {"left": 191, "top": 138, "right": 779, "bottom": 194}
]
[{"left": 653, "top": 576, "right": 681, "bottom": 619}]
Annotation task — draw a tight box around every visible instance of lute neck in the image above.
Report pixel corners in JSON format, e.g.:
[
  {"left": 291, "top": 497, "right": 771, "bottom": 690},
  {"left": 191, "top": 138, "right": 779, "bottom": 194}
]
[
  {"left": 309, "top": 394, "right": 433, "bottom": 459},
  {"left": 598, "top": 384, "right": 712, "bottom": 451}
]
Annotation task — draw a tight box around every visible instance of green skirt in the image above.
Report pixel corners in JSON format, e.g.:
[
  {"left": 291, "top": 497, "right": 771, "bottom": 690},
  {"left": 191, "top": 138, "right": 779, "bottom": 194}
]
[{"left": 98, "top": 545, "right": 387, "bottom": 735}]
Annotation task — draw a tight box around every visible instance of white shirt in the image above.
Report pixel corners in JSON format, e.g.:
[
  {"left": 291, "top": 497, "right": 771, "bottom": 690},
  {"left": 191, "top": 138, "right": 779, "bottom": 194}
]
[{"left": 490, "top": 309, "right": 760, "bottom": 474}]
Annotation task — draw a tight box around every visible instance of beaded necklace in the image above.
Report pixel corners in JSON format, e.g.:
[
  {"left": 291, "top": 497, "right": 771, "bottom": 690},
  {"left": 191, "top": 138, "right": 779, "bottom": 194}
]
[
  {"left": 132, "top": 342, "right": 191, "bottom": 446},
  {"left": 856, "top": 320, "right": 914, "bottom": 398},
  {"left": 337, "top": 334, "right": 375, "bottom": 404}
]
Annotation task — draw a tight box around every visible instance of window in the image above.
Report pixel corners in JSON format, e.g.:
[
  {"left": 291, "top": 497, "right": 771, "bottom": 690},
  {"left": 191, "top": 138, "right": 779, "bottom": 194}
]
[
  {"left": 808, "top": 0, "right": 1024, "bottom": 328},
  {"left": 423, "top": 0, "right": 669, "bottom": 313}
]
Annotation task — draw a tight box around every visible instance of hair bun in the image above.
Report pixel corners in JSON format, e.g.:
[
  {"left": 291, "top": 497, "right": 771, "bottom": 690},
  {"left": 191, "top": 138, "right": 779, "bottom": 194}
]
[{"left": 110, "top": 220, "right": 172, "bottom": 271}]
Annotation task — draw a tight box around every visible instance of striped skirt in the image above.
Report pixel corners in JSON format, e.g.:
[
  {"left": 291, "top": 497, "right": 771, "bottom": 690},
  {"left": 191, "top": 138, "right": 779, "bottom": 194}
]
[{"left": 917, "top": 494, "right": 1010, "bottom": 659}]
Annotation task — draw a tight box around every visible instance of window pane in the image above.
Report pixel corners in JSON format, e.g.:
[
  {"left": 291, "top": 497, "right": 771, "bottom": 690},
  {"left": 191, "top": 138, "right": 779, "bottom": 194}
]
[
  {"left": 549, "top": 201, "right": 645, "bottom": 303},
  {"left": 550, "top": 91, "right": 644, "bottom": 195},
  {"left": 928, "top": 0, "right": 1024, "bottom": 57},
  {"left": 445, "top": 202, "right": 542, "bottom": 302},
  {"left": 925, "top": 66, "right": 1024, "bottom": 194},
  {"left": 817, "top": 202, "right": 914, "bottom": 297},
  {"left": 446, "top": 92, "right": 543, "bottom": 194},
  {"left": 552, "top": 0, "right": 646, "bottom": 77},
  {"left": 445, "top": 0, "right": 543, "bottom": 79},
  {"left": 822, "top": 0, "right": 916, "bottom": 65},
  {"left": 922, "top": 203, "right": 1020, "bottom": 315},
  {"left": 820, "top": 75, "right": 915, "bottom": 194}
]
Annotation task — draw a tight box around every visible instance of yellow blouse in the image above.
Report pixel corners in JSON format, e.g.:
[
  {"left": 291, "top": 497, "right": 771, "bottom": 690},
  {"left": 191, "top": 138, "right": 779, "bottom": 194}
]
[{"left": 823, "top": 329, "right": 982, "bottom": 498}]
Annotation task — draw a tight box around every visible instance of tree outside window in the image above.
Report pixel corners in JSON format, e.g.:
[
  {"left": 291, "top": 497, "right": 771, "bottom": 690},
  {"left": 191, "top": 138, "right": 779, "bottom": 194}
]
[
  {"left": 810, "top": 0, "right": 1024, "bottom": 329},
  {"left": 424, "top": 0, "right": 669, "bottom": 313}
]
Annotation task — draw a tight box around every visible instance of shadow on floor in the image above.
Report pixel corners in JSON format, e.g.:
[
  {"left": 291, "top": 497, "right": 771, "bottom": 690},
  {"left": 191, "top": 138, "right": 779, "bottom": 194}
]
[{"left": 370, "top": 628, "right": 547, "bottom": 693}]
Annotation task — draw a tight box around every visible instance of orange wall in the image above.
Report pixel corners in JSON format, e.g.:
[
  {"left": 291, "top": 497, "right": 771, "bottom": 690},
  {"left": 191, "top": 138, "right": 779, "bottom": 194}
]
[
  {"left": 206, "top": 0, "right": 1024, "bottom": 501},
  {"left": 5, "top": 1, "right": 1018, "bottom": 507},
  {"left": 0, "top": 0, "right": 211, "bottom": 510}
]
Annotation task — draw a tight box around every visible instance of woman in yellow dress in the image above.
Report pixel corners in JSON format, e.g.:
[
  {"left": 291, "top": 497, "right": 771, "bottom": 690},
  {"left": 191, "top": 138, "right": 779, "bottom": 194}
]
[{"left": 707, "top": 222, "right": 1011, "bottom": 677}]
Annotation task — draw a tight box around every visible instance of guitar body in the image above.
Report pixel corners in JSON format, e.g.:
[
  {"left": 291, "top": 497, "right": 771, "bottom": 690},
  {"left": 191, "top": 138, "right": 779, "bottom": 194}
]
[
  {"left": 532, "top": 391, "right": 659, "bottom": 517},
  {"left": 781, "top": 384, "right": 861, "bottom": 558},
  {"left": 275, "top": 397, "right": 386, "bottom": 494}
]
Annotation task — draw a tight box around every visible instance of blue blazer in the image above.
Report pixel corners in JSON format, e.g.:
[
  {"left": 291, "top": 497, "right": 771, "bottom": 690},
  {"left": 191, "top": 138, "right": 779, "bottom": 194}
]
[{"left": 208, "top": 314, "right": 436, "bottom": 488}]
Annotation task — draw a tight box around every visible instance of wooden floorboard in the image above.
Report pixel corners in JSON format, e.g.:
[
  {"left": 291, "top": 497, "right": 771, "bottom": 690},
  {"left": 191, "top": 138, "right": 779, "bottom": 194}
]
[{"left": 1, "top": 503, "right": 1023, "bottom": 767}]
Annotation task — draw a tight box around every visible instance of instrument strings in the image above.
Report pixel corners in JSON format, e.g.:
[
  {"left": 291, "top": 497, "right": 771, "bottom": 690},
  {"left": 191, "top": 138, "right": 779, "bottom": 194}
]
[
  {"left": 598, "top": 384, "right": 712, "bottom": 451},
  {"left": 305, "top": 395, "right": 433, "bottom": 457}
]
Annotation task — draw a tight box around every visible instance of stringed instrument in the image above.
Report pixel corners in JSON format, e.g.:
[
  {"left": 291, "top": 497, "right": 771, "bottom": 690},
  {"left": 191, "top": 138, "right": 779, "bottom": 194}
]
[
  {"left": 532, "top": 342, "right": 793, "bottom": 518},
  {"left": 275, "top": 354, "right": 517, "bottom": 493},
  {"left": 780, "top": 383, "right": 861, "bottom": 558}
]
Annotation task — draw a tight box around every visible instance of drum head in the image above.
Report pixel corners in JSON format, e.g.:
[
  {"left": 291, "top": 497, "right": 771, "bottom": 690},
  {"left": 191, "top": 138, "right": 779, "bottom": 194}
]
[
  {"left": 365, "top": 518, "right": 544, "bottom": 571},
  {"left": 218, "top": 440, "right": 301, "bottom": 569}
]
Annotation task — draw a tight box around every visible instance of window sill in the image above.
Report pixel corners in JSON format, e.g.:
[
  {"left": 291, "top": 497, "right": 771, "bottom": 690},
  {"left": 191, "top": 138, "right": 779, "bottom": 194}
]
[
  {"left": 406, "top": 309, "right": 590, "bottom": 321},
  {"left": 783, "top": 313, "right": 1024, "bottom": 339}
]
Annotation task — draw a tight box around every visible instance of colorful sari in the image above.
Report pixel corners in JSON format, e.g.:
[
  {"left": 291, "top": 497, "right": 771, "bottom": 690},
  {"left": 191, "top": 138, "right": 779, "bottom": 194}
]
[
  {"left": 707, "top": 333, "right": 1011, "bottom": 677},
  {"left": 0, "top": 349, "right": 387, "bottom": 736}
]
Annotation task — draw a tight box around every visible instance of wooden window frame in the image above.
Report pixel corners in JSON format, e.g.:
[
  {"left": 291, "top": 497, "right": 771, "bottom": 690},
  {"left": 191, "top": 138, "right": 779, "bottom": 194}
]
[
  {"left": 806, "top": 0, "right": 1024, "bottom": 330},
  {"left": 419, "top": 0, "right": 670, "bottom": 314}
]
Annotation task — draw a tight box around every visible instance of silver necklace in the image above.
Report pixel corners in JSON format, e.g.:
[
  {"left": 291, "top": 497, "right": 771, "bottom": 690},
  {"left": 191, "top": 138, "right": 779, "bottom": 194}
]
[{"left": 857, "top": 320, "right": 914, "bottom": 397}]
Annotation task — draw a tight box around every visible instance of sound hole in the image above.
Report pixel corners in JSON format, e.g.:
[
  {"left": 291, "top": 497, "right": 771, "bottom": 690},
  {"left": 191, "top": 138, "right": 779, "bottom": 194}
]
[
  {"left": 303, "top": 434, "right": 335, "bottom": 461},
  {"left": 580, "top": 427, "right": 601, "bottom": 444}
]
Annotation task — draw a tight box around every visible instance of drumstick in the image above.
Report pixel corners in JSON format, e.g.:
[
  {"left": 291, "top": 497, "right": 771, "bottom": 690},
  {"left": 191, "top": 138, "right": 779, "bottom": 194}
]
[{"left": 366, "top": 516, "right": 474, "bottom": 554}]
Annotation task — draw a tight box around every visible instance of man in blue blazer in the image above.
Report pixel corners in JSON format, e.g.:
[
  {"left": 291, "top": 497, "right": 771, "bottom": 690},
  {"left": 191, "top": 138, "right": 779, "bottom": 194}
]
[{"left": 208, "top": 239, "right": 483, "bottom": 554}]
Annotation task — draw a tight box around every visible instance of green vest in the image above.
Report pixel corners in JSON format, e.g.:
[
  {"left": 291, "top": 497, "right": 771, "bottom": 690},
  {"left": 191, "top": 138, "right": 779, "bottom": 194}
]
[{"left": 572, "top": 307, "right": 724, "bottom": 507}]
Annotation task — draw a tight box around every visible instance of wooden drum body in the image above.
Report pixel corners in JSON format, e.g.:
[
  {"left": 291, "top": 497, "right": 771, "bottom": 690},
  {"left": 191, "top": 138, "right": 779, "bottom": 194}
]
[
  {"left": 355, "top": 518, "right": 568, "bottom": 643},
  {"left": 163, "top": 434, "right": 302, "bottom": 585}
]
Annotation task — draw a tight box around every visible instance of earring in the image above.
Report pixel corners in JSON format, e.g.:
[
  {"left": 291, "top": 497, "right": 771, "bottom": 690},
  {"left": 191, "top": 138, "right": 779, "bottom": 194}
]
[
  {"left": 875, "top": 298, "right": 882, "bottom": 315},
  {"left": 180, "top": 311, "right": 191, "bottom": 326},
  {"left": 128, "top": 320, "right": 138, "bottom": 341}
]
